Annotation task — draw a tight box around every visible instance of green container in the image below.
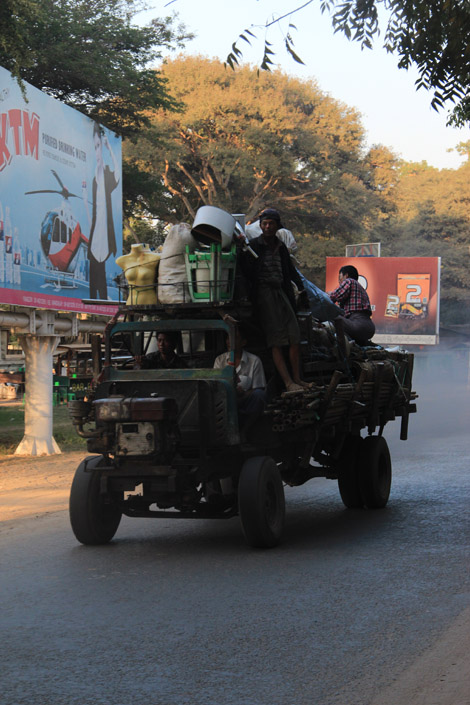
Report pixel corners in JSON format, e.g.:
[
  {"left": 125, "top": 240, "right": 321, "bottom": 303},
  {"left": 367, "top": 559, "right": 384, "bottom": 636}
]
[{"left": 185, "top": 244, "right": 237, "bottom": 302}]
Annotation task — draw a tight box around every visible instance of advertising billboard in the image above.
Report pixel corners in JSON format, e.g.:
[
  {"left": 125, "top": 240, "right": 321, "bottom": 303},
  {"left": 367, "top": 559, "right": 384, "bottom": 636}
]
[
  {"left": 0, "top": 66, "right": 122, "bottom": 315},
  {"left": 325, "top": 257, "right": 441, "bottom": 345}
]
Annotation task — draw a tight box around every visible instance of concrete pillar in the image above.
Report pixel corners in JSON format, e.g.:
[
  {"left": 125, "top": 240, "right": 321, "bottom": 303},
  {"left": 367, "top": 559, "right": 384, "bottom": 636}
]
[
  {"left": 15, "top": 335, "right": 61, "bottom": 456},
  {"left": 0, "top": 330, "right": 7, "bottom": 362}
]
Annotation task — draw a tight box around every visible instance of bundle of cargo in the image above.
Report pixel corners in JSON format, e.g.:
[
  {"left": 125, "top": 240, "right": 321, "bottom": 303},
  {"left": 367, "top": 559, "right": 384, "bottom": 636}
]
[
  {"left": 267, "top": 352, "right": 415, "bottom": 436},
  {"left": 157, "top": 223, "right": 196, "bottom": 304}
]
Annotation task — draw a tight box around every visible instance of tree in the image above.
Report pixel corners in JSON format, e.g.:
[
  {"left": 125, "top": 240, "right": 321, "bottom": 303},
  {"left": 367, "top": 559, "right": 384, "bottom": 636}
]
[
  {"left": 393, "top": 154, "right": 470, "bottom": 223},
  {"left": 380, "top": 204, "right": 470, "bottom": 324},
  {"left": 226, "top": 0, "right": 470, "bottom": 125},
  {"left": 0, "top": 0, "right": 194, "bottom": 247},
  {"left": 0, "top": 0, "right": 191, "bottom": 137},
  {"left": 125, "top": 55, "right": 392, "bottom": 275},
  {"left": 377, "top": 150, "right": 470, "bottom": 326},
  {"left": 0, "top": 1, "right": 40, "bottom": 79}
]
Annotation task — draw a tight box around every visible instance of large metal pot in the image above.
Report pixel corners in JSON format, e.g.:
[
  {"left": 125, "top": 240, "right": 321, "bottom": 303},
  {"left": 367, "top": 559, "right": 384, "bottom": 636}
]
[{"left": 191, "top": 206, "right": 236, "bottom": 250}]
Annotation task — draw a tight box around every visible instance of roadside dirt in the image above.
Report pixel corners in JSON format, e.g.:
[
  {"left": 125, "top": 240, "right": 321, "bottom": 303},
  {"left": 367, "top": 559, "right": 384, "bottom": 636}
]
[
  {"left": 371, "top": 607, "right": 470, "bottom": 705},
  {"left": 0, "top": 450, "right": 84, "bottom": 522}
]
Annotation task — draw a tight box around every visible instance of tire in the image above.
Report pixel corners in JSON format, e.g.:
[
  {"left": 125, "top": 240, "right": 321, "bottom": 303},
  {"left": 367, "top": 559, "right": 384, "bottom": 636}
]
[
  {"left": 69, "top": 455, "right": 122, "bottom": 545},
  {"left": 337, "top": 435, "right": 364, "bottom": 509},
  {"left": 238, "top": 456, "right": 285, "bottom": 548},
  {"left": 358, "top": 435, "right": 392, "bottom": 509}
]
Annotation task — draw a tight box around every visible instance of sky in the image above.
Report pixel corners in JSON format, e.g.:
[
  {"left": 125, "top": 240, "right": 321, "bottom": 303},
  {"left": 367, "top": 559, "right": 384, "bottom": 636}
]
[{"left": 145, "top": 0, "right": 469, "bottom": 170}]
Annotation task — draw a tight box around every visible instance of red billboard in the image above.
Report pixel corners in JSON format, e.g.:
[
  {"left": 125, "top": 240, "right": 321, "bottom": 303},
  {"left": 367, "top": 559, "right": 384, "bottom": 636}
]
[{"left": 325, "top": 257, "right": 441, "bottom": 345}]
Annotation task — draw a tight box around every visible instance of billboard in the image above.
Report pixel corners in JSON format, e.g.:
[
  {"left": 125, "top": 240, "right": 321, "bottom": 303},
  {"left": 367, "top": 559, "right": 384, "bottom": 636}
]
[
  {"left": 325, "top": 257, "right": 441, "bottom": 345},
  {"left": 0, "top": 66, "right": 122, "bottom": 315}
]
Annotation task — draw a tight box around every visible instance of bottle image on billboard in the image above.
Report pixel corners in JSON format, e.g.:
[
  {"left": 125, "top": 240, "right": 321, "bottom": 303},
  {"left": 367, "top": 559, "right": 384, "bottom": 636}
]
[
  {"left": 13, "top": 227, "right": 21, "bottom": 285},
  {"left": 397, "top": 274, "right": 430, "bottom": 319},
  {"left": 0, "top": 201, "right": 4, "bottom": 283},
  {"left": 4, "top": 206, "right": 13, "bottom": 284}
]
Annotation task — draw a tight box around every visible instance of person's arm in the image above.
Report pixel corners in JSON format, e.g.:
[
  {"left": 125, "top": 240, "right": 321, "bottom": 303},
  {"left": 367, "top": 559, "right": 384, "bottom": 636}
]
[
  {"left": 284, "top": 245, "right": 304, "bottom": 292},
  {"left": 213, "top": 353, "right": 228, "bottom": 369},
  {"left": 329, "top": 279, "right": 351, "bottom": 304},
  {"left": 282, "top": 247, "right": 309, "bottom": 308}
]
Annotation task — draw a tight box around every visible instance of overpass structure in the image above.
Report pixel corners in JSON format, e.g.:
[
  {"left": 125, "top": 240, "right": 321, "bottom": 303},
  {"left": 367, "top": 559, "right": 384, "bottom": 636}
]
[{"left": 0, "top": 309, "right": 107, "bottom": 455}]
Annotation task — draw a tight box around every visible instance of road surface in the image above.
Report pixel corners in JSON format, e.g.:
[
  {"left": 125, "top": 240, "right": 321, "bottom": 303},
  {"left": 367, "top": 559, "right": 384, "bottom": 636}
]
[{"left": 0, "top": 352, "right": 469, "bottom": 705}]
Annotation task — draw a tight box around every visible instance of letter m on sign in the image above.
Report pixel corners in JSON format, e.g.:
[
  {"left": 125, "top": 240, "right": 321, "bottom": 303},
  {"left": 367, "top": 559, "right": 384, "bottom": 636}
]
[
  {"left": 0, "top": 113, "right": 12, "bottom": 172},
  {"left": 23, "top": 111, "right": 39, "bottom": 160}
]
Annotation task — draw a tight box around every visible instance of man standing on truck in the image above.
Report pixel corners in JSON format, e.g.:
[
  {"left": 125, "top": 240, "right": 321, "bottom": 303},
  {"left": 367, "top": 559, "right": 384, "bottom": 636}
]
[
  {"left": 239, "top": 208, "right": 308, "bottom": 393},
  {"left": 328, "top": 264, "right": 375, "bottom": 345},
  {"left": 244, "top": 211, "right": 298, "bottom": 256}
]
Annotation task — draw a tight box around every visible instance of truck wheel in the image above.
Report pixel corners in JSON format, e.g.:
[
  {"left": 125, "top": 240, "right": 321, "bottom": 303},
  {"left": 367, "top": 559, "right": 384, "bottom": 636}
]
[
  {"left": 358, "top": 436, "right": 392, "bottom": 509},
  {"left": 69, "top": 456, "right": 122, "bottom": 545},
  {"left": 238, "top": 456, "right": 285, "bottom": 548},
  {"left": 337, "top": 435, "right": 364, "bottom": 509}
]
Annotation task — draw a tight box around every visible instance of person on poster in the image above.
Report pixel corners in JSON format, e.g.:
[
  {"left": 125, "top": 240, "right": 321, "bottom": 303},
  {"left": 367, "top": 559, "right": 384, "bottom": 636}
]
[{"left": 82, "top": 122, "right": 119, "bottom": 299}]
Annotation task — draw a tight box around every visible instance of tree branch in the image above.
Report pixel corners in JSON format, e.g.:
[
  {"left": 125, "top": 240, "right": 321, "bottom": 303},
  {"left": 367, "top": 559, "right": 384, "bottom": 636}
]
[
  {"left": 176, "top": 161, "right": 208, "bottom": 204},
  {"left": 163, "top": 160, "right": 195, "bottom": 219},
  {"left": 265, "top": 1, "right": 315, "bottom": 28}
]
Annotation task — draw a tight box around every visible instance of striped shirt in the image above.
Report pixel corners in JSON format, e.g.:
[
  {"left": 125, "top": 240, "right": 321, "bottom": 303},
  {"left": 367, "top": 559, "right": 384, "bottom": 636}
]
[{"left": 329, "top": 278, "right": 372, "bottom": 316}]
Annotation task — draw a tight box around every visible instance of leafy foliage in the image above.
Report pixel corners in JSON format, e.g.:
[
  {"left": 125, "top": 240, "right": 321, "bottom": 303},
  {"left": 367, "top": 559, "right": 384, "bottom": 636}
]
[
  {"left": 379, "top": 154, "right": 470, "bottom": 323},
  {"left": 227, "top": 0, "right": 470, "bottom": 124},
  {"left": 0, "top": 0, "right": 191, "bottom": 136},
  {"left": 325, "top": 0, "right": 470, "bottom": 124},
  {"left": 393, "top": 154, "right": 470, "bottom": 223},
  {"left": 0, "top": 0, "right": 40, "bottom": 80},
  {"left": 125, "top": 55, "right": 393, "bottom": 273}
]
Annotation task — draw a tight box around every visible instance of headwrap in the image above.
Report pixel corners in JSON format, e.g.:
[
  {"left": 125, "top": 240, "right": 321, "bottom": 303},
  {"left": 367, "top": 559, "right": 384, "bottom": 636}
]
[{"left": 258, "top": 208, "right": 283, "bottom": 228}]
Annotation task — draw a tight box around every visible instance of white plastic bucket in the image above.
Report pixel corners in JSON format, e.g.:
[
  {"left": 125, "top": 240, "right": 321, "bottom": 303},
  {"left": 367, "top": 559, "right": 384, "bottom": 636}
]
[{"left": 191, "top": 206, "right": 236, "bottom": 250}]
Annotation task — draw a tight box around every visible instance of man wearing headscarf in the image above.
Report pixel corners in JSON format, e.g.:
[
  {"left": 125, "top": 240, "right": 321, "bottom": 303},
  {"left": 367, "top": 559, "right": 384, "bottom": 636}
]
[{"left": 240, "top": 208, "right": 308, "bottom": 392}]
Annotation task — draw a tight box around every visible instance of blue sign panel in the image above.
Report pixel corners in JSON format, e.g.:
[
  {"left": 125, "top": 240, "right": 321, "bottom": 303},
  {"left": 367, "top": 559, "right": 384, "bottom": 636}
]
[{"left": 0, "top": 66, "right": 122, "bottom": 314}]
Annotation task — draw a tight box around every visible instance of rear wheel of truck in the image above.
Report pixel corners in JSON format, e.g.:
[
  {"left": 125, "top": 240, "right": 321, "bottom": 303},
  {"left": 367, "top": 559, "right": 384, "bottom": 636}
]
[
  {"left": 69, "top": 456, "right": 122, "bottom": 545},
  {"left": 337, "top": 434, "right": 364, "bottom": 509},
  {"left": 238, "top": 456, "right": 285, "bottom": 548},
  {"left": 358, "top": 436, "right": 392, "bottom": 509}
]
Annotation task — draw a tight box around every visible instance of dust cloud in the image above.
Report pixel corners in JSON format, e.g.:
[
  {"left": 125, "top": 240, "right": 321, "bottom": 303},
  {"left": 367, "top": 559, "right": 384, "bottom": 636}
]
[{"left": 401, "top": 338, "right": 470, "bottom": 442}]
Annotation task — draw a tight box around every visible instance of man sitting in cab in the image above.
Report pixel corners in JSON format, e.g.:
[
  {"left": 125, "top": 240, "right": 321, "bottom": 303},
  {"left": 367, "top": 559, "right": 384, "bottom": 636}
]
[
  {"left": 213, "top": 323, "right": 266, "bottom": 437},
  {"left": 141, "top": 332, "right": 187, "bottom": 369}
]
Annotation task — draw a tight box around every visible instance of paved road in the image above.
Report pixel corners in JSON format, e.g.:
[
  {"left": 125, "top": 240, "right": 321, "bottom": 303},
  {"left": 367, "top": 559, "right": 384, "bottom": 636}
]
[{"left": 1, "top": 353, "right": 469, "bottom": 705}]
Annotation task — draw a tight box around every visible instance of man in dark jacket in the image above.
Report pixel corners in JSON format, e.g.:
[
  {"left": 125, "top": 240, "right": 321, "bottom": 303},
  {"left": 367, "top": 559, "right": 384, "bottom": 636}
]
[{"left": 240, "top": 208, "right": 308, "bottom": 392}]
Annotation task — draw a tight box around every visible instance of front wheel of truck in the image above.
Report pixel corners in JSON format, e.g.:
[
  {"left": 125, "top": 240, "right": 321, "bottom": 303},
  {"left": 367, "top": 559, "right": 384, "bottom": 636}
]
[
  {"left": 69, "top": 456, "right": 122, "bottom": 545},
  {"left": 238, "top": 456, "right": 285, "bottom": 549}
]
